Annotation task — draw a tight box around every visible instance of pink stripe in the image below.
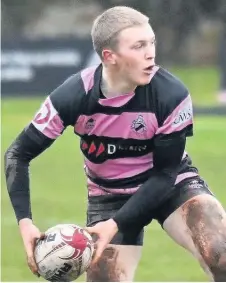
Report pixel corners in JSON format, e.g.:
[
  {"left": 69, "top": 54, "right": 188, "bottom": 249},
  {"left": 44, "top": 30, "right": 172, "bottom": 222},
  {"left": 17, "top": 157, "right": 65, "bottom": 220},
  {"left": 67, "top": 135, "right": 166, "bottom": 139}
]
[
  {"left": 85, "top": 153, "right": 153, "bottom": 179},
  {"left": 42, "top": 114, "right": 64, "bottom": 139},
  {"left": 75, "top": 112, "right": 158, "bottom": 139},
  {"left": 156, "top": 94, "right": 193, "bottom": 135},
  {"left": 88, "top": 172, "right": 198, "bottom": 196},
  {"left": 81, "top": 66, "right": 97, "bottom": 93},
  {"left": 87, "top": 178, "right": 139, "bottom": 196},
  {"left": 175, "top": 172, "right": 198, "bottom": 185},
  {"left": 99, "top": 92, "right": 135, "bottom": 107},
  {"left": 85, "top": 151, "right": 188, "bottom": 182}
]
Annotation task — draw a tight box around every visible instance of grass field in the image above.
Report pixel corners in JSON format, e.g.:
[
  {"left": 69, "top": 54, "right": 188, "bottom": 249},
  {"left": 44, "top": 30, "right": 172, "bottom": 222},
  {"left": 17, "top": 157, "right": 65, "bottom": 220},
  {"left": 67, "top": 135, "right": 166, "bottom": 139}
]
[
  {"left": 170, "top": 66, "right": 220, "bottom": 106},
  {"left": 1, "top": 71, "right": 226, "bottom": 281}
]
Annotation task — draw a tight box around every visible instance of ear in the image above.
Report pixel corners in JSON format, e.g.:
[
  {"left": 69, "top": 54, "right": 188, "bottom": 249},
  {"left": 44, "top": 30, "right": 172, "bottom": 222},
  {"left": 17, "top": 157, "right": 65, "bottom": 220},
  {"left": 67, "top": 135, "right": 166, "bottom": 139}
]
[{"left": 102, "top": 49, "right": 116, "bottom": 65}]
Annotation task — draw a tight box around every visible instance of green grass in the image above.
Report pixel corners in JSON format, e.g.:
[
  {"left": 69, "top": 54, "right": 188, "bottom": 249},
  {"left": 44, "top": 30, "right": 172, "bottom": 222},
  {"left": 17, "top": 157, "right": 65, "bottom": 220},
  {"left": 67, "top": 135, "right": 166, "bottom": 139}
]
[
  {"left": 1, "top": 96, "right": 226, "bottom": 282},
  {"left": 169, "top": 66, "right": 220, "bottom": 106}
]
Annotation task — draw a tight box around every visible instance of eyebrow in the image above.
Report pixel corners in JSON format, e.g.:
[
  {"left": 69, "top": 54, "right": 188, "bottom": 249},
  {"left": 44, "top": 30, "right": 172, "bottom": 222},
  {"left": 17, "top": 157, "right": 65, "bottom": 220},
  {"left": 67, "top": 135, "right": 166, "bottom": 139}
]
[{"left": 134, "top": 36, "right": 156, "bottom": 44}]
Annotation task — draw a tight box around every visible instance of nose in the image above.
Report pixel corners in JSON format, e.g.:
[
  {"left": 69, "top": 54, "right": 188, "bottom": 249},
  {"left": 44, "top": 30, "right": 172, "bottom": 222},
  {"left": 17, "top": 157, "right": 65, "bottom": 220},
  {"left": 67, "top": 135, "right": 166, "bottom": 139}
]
[{"left": 145, "top": 44, "right": 155, "bottom": 60}]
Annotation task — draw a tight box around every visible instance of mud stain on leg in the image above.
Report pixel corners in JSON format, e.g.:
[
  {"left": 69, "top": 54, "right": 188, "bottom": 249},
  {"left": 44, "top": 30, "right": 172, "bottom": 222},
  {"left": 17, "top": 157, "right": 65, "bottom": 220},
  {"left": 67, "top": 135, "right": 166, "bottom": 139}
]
[
  {"left": 182, "top": 197, "right": 226, "bottom": 281},
  {"left": 86, "top": 247, "right": 125, "bottom": 282}
]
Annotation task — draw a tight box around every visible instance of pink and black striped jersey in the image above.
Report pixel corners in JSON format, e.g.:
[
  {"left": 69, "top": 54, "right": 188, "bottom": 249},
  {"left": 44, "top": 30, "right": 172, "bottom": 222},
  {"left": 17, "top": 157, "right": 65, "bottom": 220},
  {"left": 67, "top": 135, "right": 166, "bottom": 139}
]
[
  {"left": 31, "top": 64, "right": 197, "bottom": 194},
  {"left": 5, "top": 63, "right": 198, "bottom": 223}
]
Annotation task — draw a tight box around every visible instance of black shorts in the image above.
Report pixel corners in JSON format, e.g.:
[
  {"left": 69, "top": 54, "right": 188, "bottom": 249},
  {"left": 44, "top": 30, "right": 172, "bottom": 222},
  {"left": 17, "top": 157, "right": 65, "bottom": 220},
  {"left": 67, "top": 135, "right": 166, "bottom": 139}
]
[{"left": 86, "top": 176, "right": 213, "bottom": 246}]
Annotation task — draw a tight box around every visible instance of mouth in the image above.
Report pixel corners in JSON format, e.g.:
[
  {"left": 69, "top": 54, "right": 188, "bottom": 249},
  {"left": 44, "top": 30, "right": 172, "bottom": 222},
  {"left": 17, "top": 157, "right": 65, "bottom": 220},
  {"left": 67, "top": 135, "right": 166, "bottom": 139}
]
[{"left": 143, "top": 65, "right": 155, "bottom": 74}]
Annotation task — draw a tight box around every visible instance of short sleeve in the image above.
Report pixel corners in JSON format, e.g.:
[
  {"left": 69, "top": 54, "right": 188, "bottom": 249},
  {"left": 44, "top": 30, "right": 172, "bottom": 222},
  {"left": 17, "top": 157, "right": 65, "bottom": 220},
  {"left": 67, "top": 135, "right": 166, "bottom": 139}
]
[
  {"left": 31, "top": 73, "right": 85, "bottom": 139},
  {"left": 156, "top": 92, "right": 193, "bottom": 138}
]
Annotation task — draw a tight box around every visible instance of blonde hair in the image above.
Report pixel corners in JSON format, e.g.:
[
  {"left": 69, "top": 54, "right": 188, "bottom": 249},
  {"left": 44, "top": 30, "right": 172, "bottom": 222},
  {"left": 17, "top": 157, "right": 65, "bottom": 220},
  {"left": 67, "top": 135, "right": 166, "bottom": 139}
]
[{"left": 91, "top": 6, "right": 149, "bottom": 58}]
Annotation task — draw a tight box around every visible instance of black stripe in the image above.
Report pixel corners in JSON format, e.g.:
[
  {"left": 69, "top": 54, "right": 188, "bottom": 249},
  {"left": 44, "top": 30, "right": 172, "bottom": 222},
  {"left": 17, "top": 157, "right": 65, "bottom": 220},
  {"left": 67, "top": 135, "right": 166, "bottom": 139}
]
[
  {"left": 78, "top": 134, "right": 154, "bottom": 163},
  {"left": 154, "top": 125, "right": 193, "bottom": 141},
  {"left": 77, "top": 133, "right": 154, "bottom": 143},
  {"left": 88, "top": 168, "right": 154, "bottom": 189},
  {"left": 88, "top": 155, "right": 197, "bottom": 189}
]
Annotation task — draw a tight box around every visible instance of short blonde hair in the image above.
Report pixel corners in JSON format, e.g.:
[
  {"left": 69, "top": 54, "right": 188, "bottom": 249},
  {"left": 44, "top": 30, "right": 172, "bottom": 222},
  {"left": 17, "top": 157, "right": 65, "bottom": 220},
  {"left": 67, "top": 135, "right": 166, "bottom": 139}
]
[{"left": 91, "top": 6, "right": 149, "bottom": 58}]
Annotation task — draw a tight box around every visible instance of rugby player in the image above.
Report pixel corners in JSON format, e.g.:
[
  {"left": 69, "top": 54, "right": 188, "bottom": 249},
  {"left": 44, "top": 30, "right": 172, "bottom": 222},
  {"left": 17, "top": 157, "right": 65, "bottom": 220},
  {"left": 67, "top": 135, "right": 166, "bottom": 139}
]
[{"left": 5, "top": 6, "right": 226, "bottom": 282}]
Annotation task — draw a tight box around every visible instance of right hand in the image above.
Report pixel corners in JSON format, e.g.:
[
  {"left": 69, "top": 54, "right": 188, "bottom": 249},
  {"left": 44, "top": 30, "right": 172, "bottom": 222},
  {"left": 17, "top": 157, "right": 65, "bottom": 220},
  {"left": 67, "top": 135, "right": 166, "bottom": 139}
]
[
  {"left": 85, "top": 219, "right": 119, "bottom": 265},
  {"left": 19, "top": 218, "right": 45, "bottom": 277}
]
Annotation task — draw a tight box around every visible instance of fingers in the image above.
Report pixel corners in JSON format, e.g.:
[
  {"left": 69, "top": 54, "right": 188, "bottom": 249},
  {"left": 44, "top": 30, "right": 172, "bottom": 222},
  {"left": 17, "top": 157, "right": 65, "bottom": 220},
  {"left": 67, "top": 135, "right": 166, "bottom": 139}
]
[
  {"left": 84, "top": 223, "right": 113, "bottom": 265},
  {"left": 20, "top": 224, "right": 44, "bottom": 278},
  {"left": 84, "top": 226, "right": 100, "bottom": 244},
  {"left": 39, "top": 232, "right": 46, "bottom": 240},
  {"left": 27, "top": 254, "right": 39, "bottom": 277},
  {"left": 91, "top": 239, "right": 107, "bottom": 265},
  {"left": 26, "top": 241, "right": 39, "bottom": 276},
  {"left": 26, "top": 234, "right": 44, "bottom": 277},
  {"left": 84, "top": 226, "right": 97, "bottom": 236},
  {"left": 84, "top": 226, "right": 106, "bottom": 265}
]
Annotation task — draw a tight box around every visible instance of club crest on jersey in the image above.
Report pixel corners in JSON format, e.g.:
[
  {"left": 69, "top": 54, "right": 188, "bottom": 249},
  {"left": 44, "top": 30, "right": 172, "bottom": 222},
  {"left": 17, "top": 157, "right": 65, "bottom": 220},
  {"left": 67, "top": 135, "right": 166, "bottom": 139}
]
[
  {"left": 85, "top": 118, "right": 95, "bottom": 131},
  {"left": 131, "top": 115, "right": 147, "bottom": 134}
]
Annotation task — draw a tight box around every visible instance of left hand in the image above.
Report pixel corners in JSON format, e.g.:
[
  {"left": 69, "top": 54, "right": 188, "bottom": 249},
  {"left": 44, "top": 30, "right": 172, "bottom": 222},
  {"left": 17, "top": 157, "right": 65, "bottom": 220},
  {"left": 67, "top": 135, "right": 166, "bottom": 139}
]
[{"left": 85, "top": 219, "right": 118, "bottom": 265}]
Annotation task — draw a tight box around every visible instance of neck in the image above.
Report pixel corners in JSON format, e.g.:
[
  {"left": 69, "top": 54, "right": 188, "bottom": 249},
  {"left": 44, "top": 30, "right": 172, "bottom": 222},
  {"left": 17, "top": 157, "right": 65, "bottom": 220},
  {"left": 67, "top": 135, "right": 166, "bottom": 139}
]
[{"left": 101, "top": 65, "right": 136, "bottom": 98}]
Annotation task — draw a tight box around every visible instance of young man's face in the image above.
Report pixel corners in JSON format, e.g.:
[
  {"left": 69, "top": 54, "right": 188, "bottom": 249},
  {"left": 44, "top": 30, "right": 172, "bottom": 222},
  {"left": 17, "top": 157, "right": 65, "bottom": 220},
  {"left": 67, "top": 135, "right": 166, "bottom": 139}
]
[{"left": 114, "top": 23, "right": 156, "bottom": 86}]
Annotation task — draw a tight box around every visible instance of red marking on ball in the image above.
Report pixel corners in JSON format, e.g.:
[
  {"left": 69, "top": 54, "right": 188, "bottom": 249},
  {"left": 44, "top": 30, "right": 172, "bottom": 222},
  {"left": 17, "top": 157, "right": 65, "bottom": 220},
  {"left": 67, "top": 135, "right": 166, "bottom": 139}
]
[{"left": 60, "top": 228, "right": 88, "bottom": 260}]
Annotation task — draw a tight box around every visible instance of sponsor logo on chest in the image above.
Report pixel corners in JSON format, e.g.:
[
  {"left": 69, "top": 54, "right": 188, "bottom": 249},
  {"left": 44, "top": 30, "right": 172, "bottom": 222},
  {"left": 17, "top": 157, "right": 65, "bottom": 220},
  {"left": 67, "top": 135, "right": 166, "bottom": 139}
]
[{"left": 80, "top": 138, "right": 151, "bottom": 163}]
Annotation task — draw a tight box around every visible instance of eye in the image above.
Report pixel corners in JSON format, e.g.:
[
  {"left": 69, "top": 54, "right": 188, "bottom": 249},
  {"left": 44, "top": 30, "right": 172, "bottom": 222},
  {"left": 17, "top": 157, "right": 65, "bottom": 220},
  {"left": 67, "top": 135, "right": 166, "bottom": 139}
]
[{"left": 133, "top": 43, "right": 145, "bottom": 49}]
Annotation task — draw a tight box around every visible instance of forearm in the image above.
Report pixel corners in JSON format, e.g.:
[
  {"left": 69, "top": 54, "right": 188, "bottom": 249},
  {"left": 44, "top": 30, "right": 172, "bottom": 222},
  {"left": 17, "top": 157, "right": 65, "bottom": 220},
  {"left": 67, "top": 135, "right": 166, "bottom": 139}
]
[
  {"left": 4, "top": 124, "right": 54, "bottom": 223},
  {"left": 5, "top": 151, "right": 32, "bottom": 222},
  {"left": 113, "top": 134, "right": 186, "bottom": 232},
  {"left": 113, "top": 169, "right": 177, "bottom": 231}
]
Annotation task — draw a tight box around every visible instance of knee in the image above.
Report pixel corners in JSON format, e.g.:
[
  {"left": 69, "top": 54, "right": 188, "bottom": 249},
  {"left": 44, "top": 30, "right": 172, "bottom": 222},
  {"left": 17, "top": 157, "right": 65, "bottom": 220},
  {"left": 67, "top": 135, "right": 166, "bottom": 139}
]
[
  {"left": 207, "top": 244, "right": 226, "bottom": 282},
  {"left": 86, "top": 247, "right": 126, "bottom": 282}
]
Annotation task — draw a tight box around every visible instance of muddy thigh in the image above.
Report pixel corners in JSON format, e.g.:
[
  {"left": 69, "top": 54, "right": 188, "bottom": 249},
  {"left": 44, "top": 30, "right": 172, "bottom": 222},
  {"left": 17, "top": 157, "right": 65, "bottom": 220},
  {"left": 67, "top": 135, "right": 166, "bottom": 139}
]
[
  {"left": 182, "top": 194, "right": 226, "bottom": 281},
  {"left": 164, "top": 194, "right": 226, "bottom": 281},
  {"left": 86, "top": 244, "right": 142, "bottom": 282}
]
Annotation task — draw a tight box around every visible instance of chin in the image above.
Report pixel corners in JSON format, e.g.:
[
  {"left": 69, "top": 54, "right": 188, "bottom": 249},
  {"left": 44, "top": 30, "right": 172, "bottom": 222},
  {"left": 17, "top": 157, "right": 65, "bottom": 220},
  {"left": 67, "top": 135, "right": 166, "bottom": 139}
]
[{"left": 136, "top": 77, "right": 152, "bottom": 86}]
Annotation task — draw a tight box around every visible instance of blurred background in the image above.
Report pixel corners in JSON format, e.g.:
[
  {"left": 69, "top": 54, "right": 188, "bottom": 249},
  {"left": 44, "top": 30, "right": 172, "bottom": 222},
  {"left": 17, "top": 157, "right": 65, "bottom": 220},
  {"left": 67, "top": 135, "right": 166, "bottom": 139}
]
[
  {"left": 2, "top": 0, "right": 226, "bottom": 106},
  {"left": 1, "top": 0, "right": 226, "bottom": 281}
]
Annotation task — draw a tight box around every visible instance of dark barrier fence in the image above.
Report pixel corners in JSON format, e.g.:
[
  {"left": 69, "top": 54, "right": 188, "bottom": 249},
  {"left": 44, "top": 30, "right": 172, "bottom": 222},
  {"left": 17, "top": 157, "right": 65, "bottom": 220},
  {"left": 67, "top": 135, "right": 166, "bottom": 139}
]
[{"left": 1, "top": 37, "right": 100, "bottom": 96}]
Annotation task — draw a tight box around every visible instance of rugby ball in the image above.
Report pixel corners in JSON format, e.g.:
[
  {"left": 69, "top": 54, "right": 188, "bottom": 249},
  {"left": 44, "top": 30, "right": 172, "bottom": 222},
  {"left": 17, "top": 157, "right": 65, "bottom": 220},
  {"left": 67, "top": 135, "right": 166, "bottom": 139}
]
[{"left": 34, "top": 224, "right": 94, "bottom": 281}]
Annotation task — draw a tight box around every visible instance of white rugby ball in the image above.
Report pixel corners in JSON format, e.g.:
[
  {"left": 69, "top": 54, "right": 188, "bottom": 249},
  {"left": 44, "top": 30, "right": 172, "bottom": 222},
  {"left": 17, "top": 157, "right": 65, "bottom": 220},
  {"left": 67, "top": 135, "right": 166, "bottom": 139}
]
[{"left": 34, "top": 224, "right": 94, "bottom": 282}]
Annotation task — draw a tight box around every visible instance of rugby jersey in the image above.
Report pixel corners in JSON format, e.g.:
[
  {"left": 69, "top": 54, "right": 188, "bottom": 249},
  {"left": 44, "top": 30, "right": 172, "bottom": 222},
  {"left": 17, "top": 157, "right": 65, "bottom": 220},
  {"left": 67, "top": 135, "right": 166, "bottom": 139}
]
[{"left": 5, "top": 64, "right": 198, "bottom": 226}]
